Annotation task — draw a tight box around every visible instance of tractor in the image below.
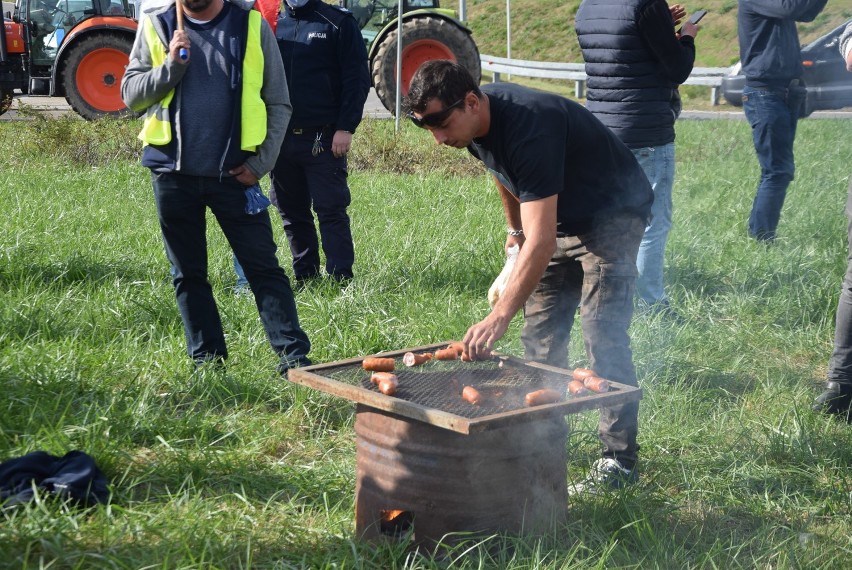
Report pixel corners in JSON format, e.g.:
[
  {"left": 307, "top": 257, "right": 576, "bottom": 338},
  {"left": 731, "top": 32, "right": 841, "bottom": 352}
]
[
  {"left": 1, "top": 0, "right": 138, "bottom": 119},
  {"left": 341, "top": 0, "right": 480, "bottom": 114}
]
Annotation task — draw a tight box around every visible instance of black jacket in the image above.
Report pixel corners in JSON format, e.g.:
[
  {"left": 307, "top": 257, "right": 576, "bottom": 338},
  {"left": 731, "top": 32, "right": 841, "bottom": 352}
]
[
  {"left": 277, "top": 0, "right": 370, "bottom": 132},
  {"left": 575, "top": 0, "right": 695, "bottom": 148},
  {"left": 738, "top": 0, "right": 828, "bottom": 88}
]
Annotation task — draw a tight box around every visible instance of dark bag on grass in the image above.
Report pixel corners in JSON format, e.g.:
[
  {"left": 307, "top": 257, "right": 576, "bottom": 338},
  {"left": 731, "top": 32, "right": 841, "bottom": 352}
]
[{"left": 0, "top": 450, "right": 109, "bottom": 507}]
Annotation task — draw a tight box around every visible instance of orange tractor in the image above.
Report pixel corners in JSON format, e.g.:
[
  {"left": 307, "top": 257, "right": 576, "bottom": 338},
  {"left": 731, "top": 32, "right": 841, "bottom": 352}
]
[{"left": 1, "top": 0, "right": 138, "bottom": 119}]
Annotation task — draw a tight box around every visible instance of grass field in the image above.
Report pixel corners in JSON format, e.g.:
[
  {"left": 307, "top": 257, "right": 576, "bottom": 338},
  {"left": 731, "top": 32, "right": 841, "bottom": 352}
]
[{"left": 1, "top": 113, "right": 852, "bottom": 568}]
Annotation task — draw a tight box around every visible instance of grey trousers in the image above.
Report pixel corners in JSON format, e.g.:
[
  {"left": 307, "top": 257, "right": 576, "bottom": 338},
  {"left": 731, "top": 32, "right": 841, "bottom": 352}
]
[{"left": 521, "top": 214, "right": 645, "bottom": 469}]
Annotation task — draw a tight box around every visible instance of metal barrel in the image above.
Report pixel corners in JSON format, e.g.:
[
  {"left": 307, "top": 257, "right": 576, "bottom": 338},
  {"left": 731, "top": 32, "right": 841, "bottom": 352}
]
[{"left": 354, "top": 404, "right": 568, "bottom": 548}]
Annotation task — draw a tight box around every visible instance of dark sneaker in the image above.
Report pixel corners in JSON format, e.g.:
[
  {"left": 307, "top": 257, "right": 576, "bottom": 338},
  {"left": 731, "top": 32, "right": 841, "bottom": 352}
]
[
  {"left": 277, "top": 356, "right": 312, "bottom": 376},
  {"left": 813, "top": 381, "right": 852, "bottom": 420},
  {"left": 568, "top": 458, "right": 638, "bottom": 496}
]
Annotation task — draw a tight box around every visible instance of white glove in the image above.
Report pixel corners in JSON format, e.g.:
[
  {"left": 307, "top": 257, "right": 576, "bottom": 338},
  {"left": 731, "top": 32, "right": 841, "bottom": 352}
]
[{"left": 487, "top": 245, "right": 519, "bottom": 309}]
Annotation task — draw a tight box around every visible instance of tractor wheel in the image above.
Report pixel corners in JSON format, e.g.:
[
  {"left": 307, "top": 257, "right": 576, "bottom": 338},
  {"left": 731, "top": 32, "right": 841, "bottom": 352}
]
[
  {"left": 0, "top": 88, "right": 13, "bottom": 116},
  {"left": 62, "top": 33, "right": 138, "bottom": 120},
  {"left": 371, "top": 15, "right": 481, "bottom": 115}
]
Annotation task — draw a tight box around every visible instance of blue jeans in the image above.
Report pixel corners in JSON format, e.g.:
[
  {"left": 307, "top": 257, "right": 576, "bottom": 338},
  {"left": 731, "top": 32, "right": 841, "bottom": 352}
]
[
  {"left": 151, "top": 172, "right": 311, "bottom": 368},
  {"left": 828, "top": 176, "right": 852, "bottom": 387},
  {"left": 521, "top": 214, "right": 645, "bottom": 469},
  {"left": 632, "top": 143, "right": 675, "bottom": 305},
  {"left": 742, "top": 84, "right": 803, "bottom": 241}
]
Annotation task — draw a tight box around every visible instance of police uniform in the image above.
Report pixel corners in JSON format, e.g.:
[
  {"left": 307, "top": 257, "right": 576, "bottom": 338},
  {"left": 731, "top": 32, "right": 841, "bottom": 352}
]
[{"left": 270, "top": 0, "right": 370, "bottom": 281}]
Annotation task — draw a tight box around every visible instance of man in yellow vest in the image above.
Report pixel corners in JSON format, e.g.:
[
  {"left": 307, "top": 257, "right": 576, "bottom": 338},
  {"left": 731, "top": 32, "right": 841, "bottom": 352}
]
[{"left": 121, "top": 0, "right": 312, "bottom": 373}]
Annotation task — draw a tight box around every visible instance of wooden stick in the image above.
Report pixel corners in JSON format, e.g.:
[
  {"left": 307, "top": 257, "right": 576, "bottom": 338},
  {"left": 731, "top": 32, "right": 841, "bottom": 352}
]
[{"left": 175, "top": 0, "right": 188, "bottom": 60}]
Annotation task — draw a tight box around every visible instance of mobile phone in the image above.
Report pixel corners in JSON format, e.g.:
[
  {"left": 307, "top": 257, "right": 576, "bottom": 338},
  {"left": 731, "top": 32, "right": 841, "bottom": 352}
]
[{"left": 678, "top": 9, "right": 707, "bottom": 34}]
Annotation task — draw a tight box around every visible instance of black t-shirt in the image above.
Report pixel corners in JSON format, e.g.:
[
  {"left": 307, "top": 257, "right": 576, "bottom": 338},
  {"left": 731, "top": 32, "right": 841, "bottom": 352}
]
[{"left": 468, "top": 83, "right": 653, "bottom": 235}]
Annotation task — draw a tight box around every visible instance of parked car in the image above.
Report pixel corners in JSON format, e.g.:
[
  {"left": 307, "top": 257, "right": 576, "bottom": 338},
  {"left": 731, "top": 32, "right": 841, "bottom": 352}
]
[{"left": 721, "top": 19, "right": 852, "bottom": 117}]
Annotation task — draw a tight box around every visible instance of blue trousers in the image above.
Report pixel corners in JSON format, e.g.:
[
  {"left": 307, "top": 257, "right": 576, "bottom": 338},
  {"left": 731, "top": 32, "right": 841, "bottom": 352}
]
[
  {"left": 742, "top": 84, "right": 804, "bottom": 241},
  {"left": 152, "top": 172, "right": 311, "bottom": 368},
  {"left": 270, "top": 129, "right": 354, "bottom": 280},
  {"left": 633, "top": 143, "right": 675, "bottom": 305}
]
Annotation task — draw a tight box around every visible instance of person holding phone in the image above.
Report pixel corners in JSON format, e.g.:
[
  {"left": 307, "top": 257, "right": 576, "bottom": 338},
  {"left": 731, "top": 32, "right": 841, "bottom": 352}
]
[
  {"left": 737, "top": 0, "right": 828, "bottom": 242},
  {"left": 575, "top": 2, "right": 700, "bottom": 320}
]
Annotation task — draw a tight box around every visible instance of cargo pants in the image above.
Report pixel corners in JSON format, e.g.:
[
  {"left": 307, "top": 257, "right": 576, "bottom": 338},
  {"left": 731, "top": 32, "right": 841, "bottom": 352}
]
[{"left": 521, "top": 213, "right": 645, "bottom": 469}]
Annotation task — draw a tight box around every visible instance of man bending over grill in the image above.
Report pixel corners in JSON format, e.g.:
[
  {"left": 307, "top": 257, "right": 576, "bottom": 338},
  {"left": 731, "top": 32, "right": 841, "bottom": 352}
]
[{"left": 404, "top": 60, "right": 653, "bottom": 493}]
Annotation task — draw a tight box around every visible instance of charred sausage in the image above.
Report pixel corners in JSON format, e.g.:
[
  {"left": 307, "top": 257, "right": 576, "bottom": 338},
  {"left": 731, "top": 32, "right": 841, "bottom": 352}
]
[
  {"left": 402, "top": 352, "right": 433, "bottom": 367},
  {"left": 572, "top": 367, "right": 596, "bottom": 381},
  {"left": 583, "top": 376, "right": 610, "bottom": 393},
  {"left": 362, "top": 357, "right": 395, "bottom": 372},
  {"left": 568, "top": 380, "right": 589, "bottom": 396},
  {"left": 524, "top": 388, "right": 562, "bottom": 407},
  {"left": 462, "top": 386, "right": 482, "bottom": 405}
]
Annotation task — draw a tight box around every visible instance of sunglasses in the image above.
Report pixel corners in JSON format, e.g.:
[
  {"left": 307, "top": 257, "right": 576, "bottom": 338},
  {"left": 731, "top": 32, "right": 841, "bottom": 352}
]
[{"left": 407, "top": 97, "right": 466, "bottom": 128}]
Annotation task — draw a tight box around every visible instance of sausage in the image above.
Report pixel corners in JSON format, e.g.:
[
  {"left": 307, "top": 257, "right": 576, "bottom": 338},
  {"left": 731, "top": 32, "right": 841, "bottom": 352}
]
[
  {"left": 362, "top": 357, "right": 395, "bottom": 372},
  {"left": 567, "top": 380, "right": 589, "bottom": 396},
  {"left": 447, "top": 341, "right": 466, "bottom": 356},
  {"left": 524, "top": 388, "right": 562, "bottom": 407},
  {"left": 402, "top": 352, "right": 433, "bottom": 367},
  {"left": 377, "top": 376, "right": 399, "bottom": 396},
  {"left": 370, "top": 371, "right": 397, "bottom": 385},
  {"left": 572, "top": 367, "right": 596, "bottom": 381},
  {"left": 462, "top": 386, "right": 482, "bottom": 405},
  {"left": 583, "top": 376, "right": 610, "bottom": 393},
  {"left": 434, "top": 348, "right": 459, "bottom": 361}
]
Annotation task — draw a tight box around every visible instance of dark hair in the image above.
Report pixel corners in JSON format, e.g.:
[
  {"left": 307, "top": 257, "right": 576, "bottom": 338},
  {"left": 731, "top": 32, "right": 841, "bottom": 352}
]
[{"left": 404, "top": 60, "right": 482, "bottom": 114}]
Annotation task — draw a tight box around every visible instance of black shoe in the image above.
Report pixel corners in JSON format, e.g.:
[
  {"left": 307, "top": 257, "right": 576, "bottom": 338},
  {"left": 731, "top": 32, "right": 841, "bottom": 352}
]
[
  {"left": 567, "top": 458, "right": 638, "bottom": 496},
  {"left": 277, "top": 356, "right": 312, "bottom": 376},
  {"left": 813, "top": 381, "right": 852, "bottom": 418}
]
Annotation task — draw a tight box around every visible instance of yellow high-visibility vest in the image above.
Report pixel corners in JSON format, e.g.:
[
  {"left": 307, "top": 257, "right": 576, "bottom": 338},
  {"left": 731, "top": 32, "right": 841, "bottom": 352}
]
[{"left": 137, "top": 9, "right": 266, "bottom": 152}]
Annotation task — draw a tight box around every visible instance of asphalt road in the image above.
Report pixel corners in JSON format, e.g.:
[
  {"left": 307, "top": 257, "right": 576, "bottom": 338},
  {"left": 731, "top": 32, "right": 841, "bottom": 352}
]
[
  {"left": 3, "top": 89, "right": 851, "bottom": 121},
  {"left": 1, "top": 88, "right": 394, "bottom": 120}
]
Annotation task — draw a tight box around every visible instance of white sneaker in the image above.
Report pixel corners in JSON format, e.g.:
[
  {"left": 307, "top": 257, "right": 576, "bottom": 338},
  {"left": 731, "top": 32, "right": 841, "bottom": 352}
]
[{"left": 568, "top": 457, "right": 638, "bottom": 496}]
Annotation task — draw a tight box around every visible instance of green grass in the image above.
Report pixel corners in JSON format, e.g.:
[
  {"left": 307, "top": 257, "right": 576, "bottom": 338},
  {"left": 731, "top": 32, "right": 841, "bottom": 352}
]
[{"left": 1, "top": 113, "right": 852, "bottom": 568}]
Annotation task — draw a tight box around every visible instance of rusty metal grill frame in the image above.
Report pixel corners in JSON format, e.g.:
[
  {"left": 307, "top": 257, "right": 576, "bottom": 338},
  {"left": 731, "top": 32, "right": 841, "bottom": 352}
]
[{"left": 287, "top": 342, "right": 642, "bottom": 434}]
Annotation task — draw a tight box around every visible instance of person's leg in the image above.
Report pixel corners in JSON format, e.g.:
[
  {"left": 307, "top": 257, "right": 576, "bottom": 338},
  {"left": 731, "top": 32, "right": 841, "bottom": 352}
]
[
  {"left": 151, "top": 172, "right": 227, "bottom": 363},
  {"left": 232, "top": 254, "right": 249, "bottom": 291},
  {"left": 303, "top": 131, "right": 355, "bottom": 280},
  {"left": 815, "top": 175, "right": 852, "bottom": 419},
  {"left": 270, "top": 134, "right": 321, "bottom": 280},
  {"left": 633, "top": 143, "right": 675, "bottom": 306},
  {"left": 577, "top": 215, "right": 645, "bottom": 471},
  {"left": 210, "top": 177, "right": 311, "bottom": 369},
  {"left": 521, "top": 239, "right": 583, "bottom": 369},
  {"left": 743, "top": 86, "right": 797, "bottom": 241}
]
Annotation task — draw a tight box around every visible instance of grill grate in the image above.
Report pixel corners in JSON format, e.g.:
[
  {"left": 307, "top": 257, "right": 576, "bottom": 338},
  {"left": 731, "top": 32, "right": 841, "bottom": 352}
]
[
  {"left": 320, "top": 358, "right": 564, "bottom": 419},
  {"left": 286, "top": 343, "right": 643, "bottom": 434}
]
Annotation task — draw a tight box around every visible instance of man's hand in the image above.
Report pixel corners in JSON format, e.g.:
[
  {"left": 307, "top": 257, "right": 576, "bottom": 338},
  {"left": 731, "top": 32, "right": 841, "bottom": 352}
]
[
  {"left": 462, "top": 311, "right": 512, "bottom": 361},
  {"left": 331, "top": 130, "right": 353, "bottom": 158},
  {"left": 679, "top": 20, "right": 699, "bottom": 39},
  {"left": 229, "top": 164, "right": 258, "bottom": 186},
  {"left": 669, "top": 3, "right": 686, "bottom": 27},
  {"left": 169, "top": 30, "right": 190, "bottom": 63}
]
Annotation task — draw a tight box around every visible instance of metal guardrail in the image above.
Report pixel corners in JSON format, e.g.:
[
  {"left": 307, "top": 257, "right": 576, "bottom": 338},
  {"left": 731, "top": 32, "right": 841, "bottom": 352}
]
[{"left": 480, "top": 54, "right": 729, "bottom": 105}]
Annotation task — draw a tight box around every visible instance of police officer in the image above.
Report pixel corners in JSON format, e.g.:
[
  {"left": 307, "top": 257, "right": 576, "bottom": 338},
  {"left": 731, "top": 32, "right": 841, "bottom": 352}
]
[{"left": 237, "top": 0, "right": 370, "bottom": 285}]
